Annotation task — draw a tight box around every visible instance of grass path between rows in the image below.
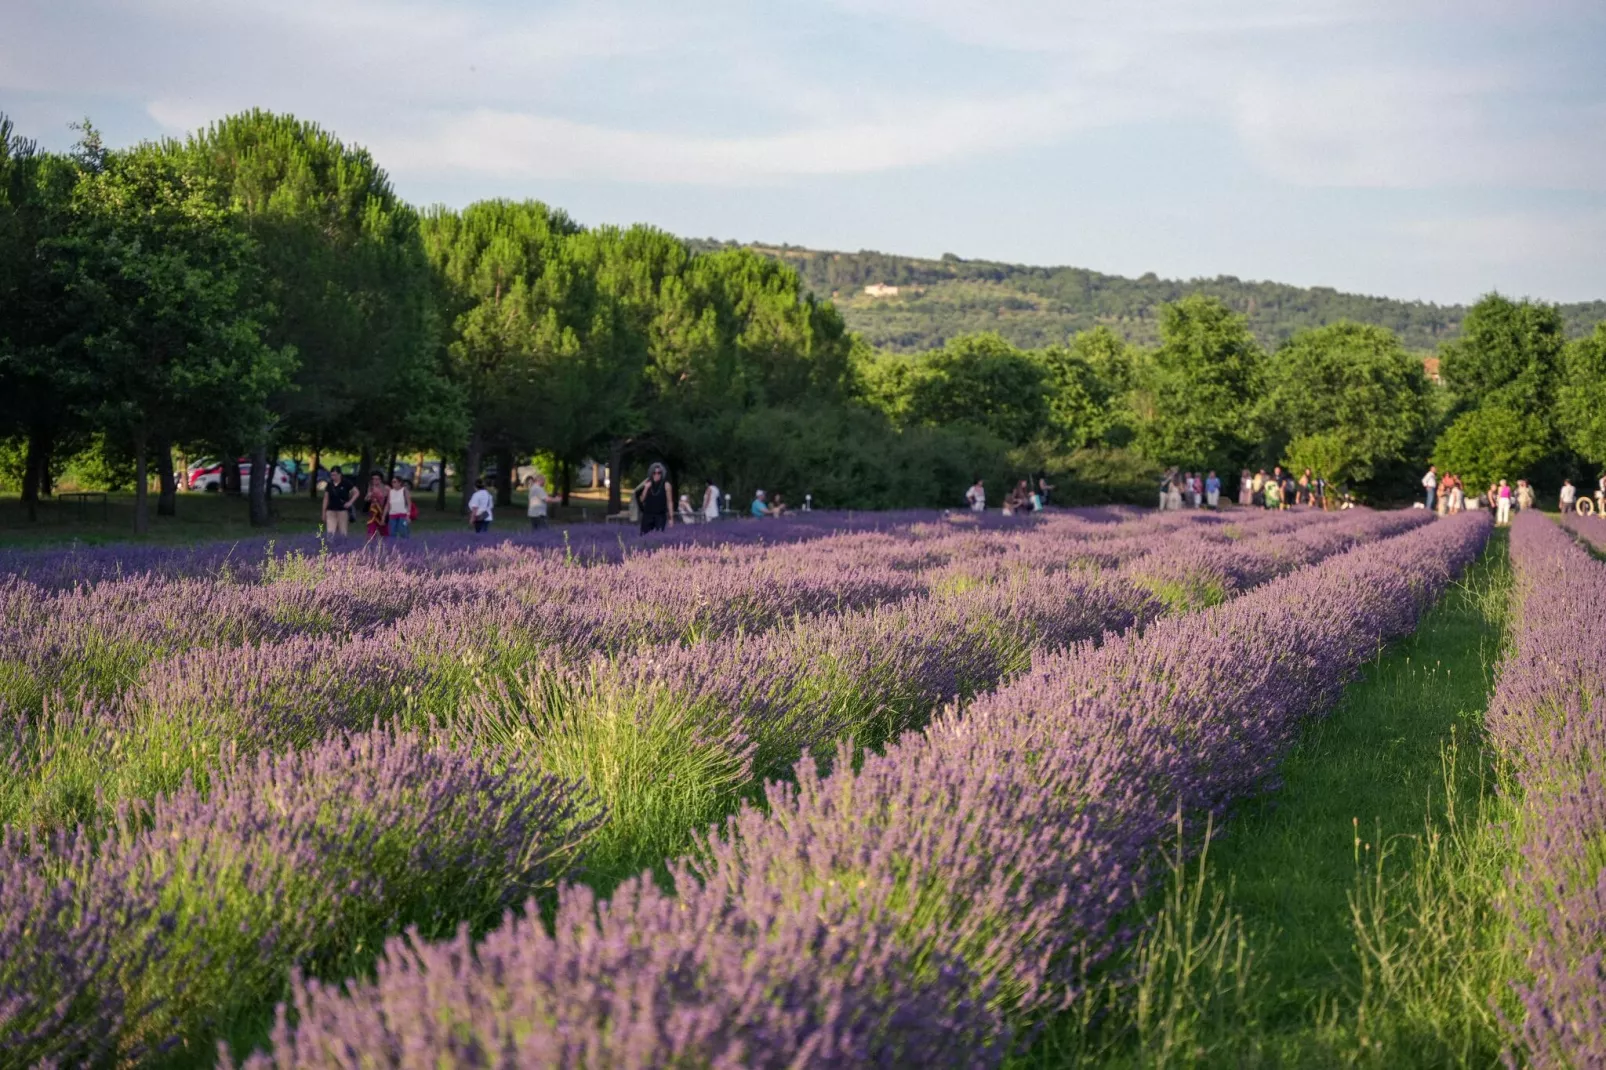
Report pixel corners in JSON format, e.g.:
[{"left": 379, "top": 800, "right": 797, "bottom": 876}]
[{"left": 1022, "top": 529, "right": 1519, "bottom": 1069}]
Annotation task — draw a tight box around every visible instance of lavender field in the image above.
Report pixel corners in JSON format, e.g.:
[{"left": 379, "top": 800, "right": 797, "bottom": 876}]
[{"left": 3, "top": 506, "right": 1602, "bottom": 1068}]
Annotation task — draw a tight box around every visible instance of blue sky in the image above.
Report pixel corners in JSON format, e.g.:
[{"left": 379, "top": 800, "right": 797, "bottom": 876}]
[{"left": 6, "top": 0, "right": 1604, "bottom": 304}]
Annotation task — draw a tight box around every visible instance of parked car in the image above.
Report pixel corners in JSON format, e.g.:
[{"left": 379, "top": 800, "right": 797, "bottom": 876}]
[
  {"left": 187, "top": 458, "right": 293, "bottom": 494},
  {"left": 415, "top": 461, "right": 444, "bottom": 493}
]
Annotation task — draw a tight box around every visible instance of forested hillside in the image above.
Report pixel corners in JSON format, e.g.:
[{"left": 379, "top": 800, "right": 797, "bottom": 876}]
[{"left": 688, "top": 240, "right": 1606, "bottom": 352}]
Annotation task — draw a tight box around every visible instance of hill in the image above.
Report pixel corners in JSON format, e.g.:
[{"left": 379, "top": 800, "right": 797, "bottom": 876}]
[{"left": 686, "top": 240, "right": 1606, "bottom": 353}]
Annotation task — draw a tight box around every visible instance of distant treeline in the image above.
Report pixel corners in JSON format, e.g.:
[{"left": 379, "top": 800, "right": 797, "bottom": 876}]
[
  {"left": 687, "top": 240, "right": 1606, "bottom": 353},
  {"left": 5, "top": 108, "right": 1606, "bottom": 534}
]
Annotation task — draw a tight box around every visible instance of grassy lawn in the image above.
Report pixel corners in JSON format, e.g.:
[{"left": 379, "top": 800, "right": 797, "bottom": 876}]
[
  {"left": 0, "top": 487, "right": 618, "bottom": 549},
  {"left": 1022, "top": 530, "right": 1518, "bottom": 1068}
]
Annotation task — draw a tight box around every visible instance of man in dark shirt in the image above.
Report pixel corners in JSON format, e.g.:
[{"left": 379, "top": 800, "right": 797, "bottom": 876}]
[{"left": 321, "top": 467, "right": 354, "bottom": 536}]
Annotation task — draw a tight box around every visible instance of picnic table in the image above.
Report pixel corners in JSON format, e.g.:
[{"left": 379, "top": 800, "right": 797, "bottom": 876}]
[{"left": 58, "top": 491, "right": 109, "bottom": 522}]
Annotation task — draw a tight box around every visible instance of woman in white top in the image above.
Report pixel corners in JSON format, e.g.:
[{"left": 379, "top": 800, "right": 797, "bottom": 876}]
[
  {"left": 678, "top": 493, "right": 696, "bottom": 524},
  {"left": 525, "top": 473, "right": 551, "bottom": 531},
  {"left": 385, "top": 476, "right": 412, "bottom": 539},
  {"left": 702, "top": 482, "right": 721, "bottom": 522}
]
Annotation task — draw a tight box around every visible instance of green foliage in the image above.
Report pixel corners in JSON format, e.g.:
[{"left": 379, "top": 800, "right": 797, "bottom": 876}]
[
  {"left": 1281, "top": 433, "right": 1354, "bottom": 485},
  {"left": 183, "top": 110, "right": 463, "bottom": 459},
  {"left": 723, "top": 403, "right": 1012, "bottom": 509},
  {"left": 869, "top": 333, "right": 1049, "bottom": 448},
  {"left": 1133, "top": 296, "right": 1265, "bottom": 470},
  {"left": 1432, "top": 406, "right": 1550, "bottom": 489},
  {"left": 1558, "top": 323, "right": 1606, "bottom": 466},
  {"left": 1439, "top": 294, "right": 1566, "bottom": 414},
  {"left": 1260, "top": 322, "right": 1430, "bottom": 486},
  {"left": 50, "top": 141, "right": 293, "bottom": 529}
]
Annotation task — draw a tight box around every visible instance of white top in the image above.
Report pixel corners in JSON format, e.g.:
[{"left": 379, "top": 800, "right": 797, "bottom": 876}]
[
  {"left": 527, "top": 485, "right": 548, "bottom": 517},
  {"left": 703, "top": 484, "right": 720, "bottom": 520},
  {"left": 965, "top": 484, "right": 985, "bottom": 511},
  {"left": 1561, "top": 484, "right": 1576, "bottom": 503},
  {"left": 469, "top": 488, "right": 494, "bottom": 521},
  {"left": 387, "top": 487, "right": 408, "bottom": 515},
  {"left": 1423, "top": 471, "right": 1438, "bottom": 489}
]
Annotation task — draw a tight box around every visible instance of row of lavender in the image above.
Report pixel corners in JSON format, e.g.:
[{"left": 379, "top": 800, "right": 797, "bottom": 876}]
[
  {"left": 0, "top": 509, "right": 1432, "bottom": 1064},
  {"left": 227, "top": 512, "right": 1491, "bottom": 1067},
  {"left": 1488, "top": 513, "right": 1606, "bottom": 1068},
  {"left": 3, "top": 508, "right": 1407, "bottom": 837}
]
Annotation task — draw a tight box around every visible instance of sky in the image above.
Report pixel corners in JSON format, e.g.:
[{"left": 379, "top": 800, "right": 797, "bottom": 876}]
[{"left": 5, "top": 0, "right": 1605, "bottom": 305}]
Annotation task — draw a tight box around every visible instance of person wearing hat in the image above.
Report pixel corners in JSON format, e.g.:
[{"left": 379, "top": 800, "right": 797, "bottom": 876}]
[{"left": 750, "top": 489, "right": 776, "bottom": 517}]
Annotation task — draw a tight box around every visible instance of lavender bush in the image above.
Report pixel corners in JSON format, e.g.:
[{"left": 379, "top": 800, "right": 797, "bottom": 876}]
[
  {"left": 238, "top": 512, "right": 1487, "bottom": 1068},
  {"left": 1487, "top": 512, "right": 1606, "bottom": 1069}
]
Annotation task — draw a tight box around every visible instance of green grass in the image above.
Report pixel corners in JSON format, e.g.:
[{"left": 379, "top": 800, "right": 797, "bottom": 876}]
[
  {"left": 0, "top": 489, "right": 616, "bottom": 548},
  {"left": 1021, "top": 530, "right": 1520, "bottom": 1068}
]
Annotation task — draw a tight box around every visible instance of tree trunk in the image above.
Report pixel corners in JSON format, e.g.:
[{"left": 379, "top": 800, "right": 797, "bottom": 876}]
[
  {"left": 560, "top": 459, "right": 572, "bottom": 507},
  {"left": 21, "top": 424, "right": 48, "bottom": 522},
  {"left": 309, "top": 445, "right": 322, "bottom": 499},
  {"left": 222, "top": 450, "right": 242, "bottom": 496},
  {"left": 607, "top": 438, "right": 624, "bottom": 516},
  {"left": 461, "top": 434, "right": 482, "bottom": 515},
  {"left": 155, "top": 435, "right": 177, "bottom": 517},
  {"left": 133, "top": 428, "right": 150, "bottom": 536},
  {"left": 248, "top": 441, "right": 272, "bottom": 527},
  {"left": 436, "top": 452, "right": 448, "bottom": 511},
  {"left": 386, "top": 448, "right": 398, "bottom": 482},
  {"left": 495, "top": 447, "right": 513, "bottom": 508},
  {"left": 357, "top": 444, "right": 374, "bottom": 491}
]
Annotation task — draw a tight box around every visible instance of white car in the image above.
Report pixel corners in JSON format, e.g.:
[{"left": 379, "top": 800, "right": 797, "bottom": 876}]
[{"left": 188, "top": 459, "right": 293, "bottom": 494}]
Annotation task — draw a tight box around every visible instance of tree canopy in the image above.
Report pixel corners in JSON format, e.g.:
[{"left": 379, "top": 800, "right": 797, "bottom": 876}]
[{"left": 3, "top": 109, "right": 1601, "bottom": 526}]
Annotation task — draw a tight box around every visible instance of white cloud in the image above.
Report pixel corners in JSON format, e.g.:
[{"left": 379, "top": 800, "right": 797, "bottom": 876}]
[{"left": 367, "top": 90, "right": 1090, "bottom": 184}]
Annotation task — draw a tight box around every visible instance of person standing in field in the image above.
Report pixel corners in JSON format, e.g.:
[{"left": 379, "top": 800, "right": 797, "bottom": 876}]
[
  {"left": 364, "top": 473, "right": 389, "bottom": 538},
  {"left": 1495, "top": 479, "right": 1513, "bottom": 525},
  {"left": 635, "top": 462, "right": 672, "bottom": 534},
  {"left": 1238, "top": 469, "right": 1253, "bottom": 507},
  {"left": 966, "top": 478, "right": 986, "bottom": 512},
  {"left": 1037, "top": 475, "right": 1054, "bottom": 508},
  {"left": 702, "top": 481, "right": 721, "bottom": 521},
  {"left": 1560, "top": 479, "right": 1577, "bottom": 514},
  {"left": 321, "top": 467, "right": 354, "bottom": 537},
  {"left": 385, "top": 475, "right": 412, "bottom": 539},
  {"left": 1264, "top": 476, "right": 1282, "bottom": 510},
  {"left": 468, "top": 479, "right": 495, "bottom": 533},
  {"left": 1516, "top": 479, "right": 1535, "bottom": 512},
  {"left": 1205, "top": 470, "right": 1221, "bottom": 510},
  {"left": 525, "top": 473, "right": 550, "bottom": 531},
  {"left": 1447, "top": 475, "right": 1465, "bottom": 514},
  {"left": 1422, "top": 465, "right": 1438, "bottom": 511}
]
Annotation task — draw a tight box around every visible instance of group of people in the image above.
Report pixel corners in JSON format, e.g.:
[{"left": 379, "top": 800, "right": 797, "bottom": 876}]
[
  {"left": 633, "top": 465, "right": 800, "bottom": 534},
  {"left": 1423, "top": 466, "right": 1606, "bottom": 525},
  {"left": 964, "top": 476, "right": 1054, "bottom": 515},
  {"left": 1158, "top": 467, "right": 1343, "bottom": 512},
  {"left": 320, "top": 467, "right": 417, "bottom": 538}
]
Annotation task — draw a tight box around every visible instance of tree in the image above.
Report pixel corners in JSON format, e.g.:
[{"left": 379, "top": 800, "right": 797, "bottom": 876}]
[
  {"left": 1558, "top": 323, "right": 1606, "bottom": 468},
  {"left": 643, "top": 249, "right": 855, "bottom": 493},
  {"left": 1432, "top": 406, "right": 1550, "bottom": 490},
  {"left": 183, "top": 110, "right": 461, "bottom": 523},
  {"left": 421, "top": 200, "right": 581, "bottom": 510},
  {"left": 1132, "top": 296, "right": 1264, "bottom": 470},
  {"left": 1040, "top": 326, "right": 1140, "bottom": 449},
  {"left": 0, "top": 115, "right": 85, "bottom": 519},
  {"left": 1438, "top": 293, "right": 1565, "bottom": 415},
  {"left": 1258, "top": 322, "right": 1429, "bottom": 487},
  {"left": 869, "top": 333, "right": 1048, "bottom": 448},
  {"left": 53, "top": 143, "right": 292, "bottom": 534}
]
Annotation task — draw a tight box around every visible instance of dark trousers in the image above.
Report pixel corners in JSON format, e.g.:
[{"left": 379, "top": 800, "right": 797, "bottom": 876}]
[{"left": 640, "top": 512, "right": 668, "bottom": 534}]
